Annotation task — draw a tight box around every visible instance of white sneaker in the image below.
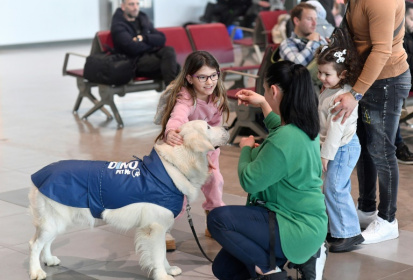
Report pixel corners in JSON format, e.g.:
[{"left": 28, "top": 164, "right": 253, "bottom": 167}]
[
  {"left": 362, "top": 217, "right": 399, "bottom": 244},
  {"left": 357, "top": 209, "right": 378, "bottom": 229}
]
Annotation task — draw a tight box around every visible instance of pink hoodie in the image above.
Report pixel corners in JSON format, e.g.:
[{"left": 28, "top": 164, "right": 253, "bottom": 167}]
[{"left": 165, "top": 87, "right": 222, "bottom": 136}]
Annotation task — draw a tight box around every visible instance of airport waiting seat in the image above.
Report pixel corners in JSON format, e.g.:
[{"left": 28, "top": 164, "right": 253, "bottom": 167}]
[
  {"left": 63, "top": 27, "right": 193, "bottom": 127},
  {"left": 230, "top": 10, "right": 288, "bottom": 65},
  {"left": 185, "top": 23, "right": 260, "bottom": 89},
  {"left": 158, "top": 26, "right": 194, "bottom": 66}
]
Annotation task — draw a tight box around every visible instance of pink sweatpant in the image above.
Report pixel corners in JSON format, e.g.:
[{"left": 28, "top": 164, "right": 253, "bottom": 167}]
[{"left": 201, "top": 148, "right": 225, "bottom": 211}]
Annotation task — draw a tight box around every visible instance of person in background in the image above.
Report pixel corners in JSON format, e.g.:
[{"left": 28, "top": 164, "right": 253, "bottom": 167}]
[
  {"left": 332, "top": 0, "right": 344, "bottom": 27},
  {"left": 317, "top": 0, "right": 337, "bottom": 27},
  {"left": 111, "top": 0, "right": 179, "bottom": 86},
  {"left": 208, "top": 60, "right": 328, "bottom": 280},
  {"left": 279, "top": 2, "right": 328, "bottom": 67},
  {"left": 243, "top": 0, "right": 286, "bottom": 28},
  {"left": 316, "top": 45, "right": 364, "bottom": 252},
  {"left": 306, "top": 0, "right": 335, "bottom": 38},
  {"left": 396, "top": 0, "right": 413, "bottom": 165},
  {"left": 331, "top": 0, "right": 411, "bottom": 244},
  {"left": 199, "top": 0, "right": 252, "bottom": 26}
]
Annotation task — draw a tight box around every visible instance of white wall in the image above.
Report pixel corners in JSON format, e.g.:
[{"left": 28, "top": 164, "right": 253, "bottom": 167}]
[
  {"left": 153, "top": 0, "right": 210, "bottom": 28},
  {"left": 0, "top": 0, "right": 210, "bottom": 46},
  {"left": 0, "top": 0, "right": 100, "bottom": 46}
]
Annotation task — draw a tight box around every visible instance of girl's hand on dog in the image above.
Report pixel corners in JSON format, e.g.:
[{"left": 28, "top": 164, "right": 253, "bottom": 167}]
[{"left": 166, "top": 129, "right": 183, "bottom": 146}]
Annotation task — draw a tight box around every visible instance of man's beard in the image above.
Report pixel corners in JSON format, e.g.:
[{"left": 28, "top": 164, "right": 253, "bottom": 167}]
[{"left": 126, "top": 12, "right": 137, "bottom": 20}]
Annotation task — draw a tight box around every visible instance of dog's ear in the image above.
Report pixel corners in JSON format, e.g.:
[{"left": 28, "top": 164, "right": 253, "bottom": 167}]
[{"left": 184, "top": 132, "right": 215, "bottom": 153}]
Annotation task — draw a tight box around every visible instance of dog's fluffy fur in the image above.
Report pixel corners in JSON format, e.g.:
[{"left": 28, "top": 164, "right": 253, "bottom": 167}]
[{"left": 28, "top": 120, "right": 229, "bottom": 280}]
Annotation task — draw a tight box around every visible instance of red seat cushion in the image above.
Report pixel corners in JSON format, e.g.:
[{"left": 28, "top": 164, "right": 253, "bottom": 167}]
[{"left": 66, "top": 69, "right": 84, "bottom": 78}]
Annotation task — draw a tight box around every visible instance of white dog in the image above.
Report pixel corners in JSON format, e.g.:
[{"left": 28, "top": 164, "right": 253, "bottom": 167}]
[{"left": 28, "top": 120, "right": 229, "bottom": 280}]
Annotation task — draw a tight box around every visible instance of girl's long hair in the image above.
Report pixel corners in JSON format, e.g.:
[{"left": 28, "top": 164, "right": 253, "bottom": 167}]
[
  {"left": 265, "top": 60, "right": 320, "bottom": 140},
  {"left": 155, "top": 51, "right": 229, "bottom": 142}
]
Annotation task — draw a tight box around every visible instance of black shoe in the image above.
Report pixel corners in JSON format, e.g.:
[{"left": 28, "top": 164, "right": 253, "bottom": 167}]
[
  {"left": 287, "top": 241, "right": 328, "bottom": 280},
  {"left": 329, "top": 234, "right": 364, "bottom": 253},
  {"left": 248, "top": 270, "right": 292, "bottom": 280},
  {"left": 326, "top": 233, "right": 338, "bottom": 243},
  {"left": 396, "top": 142, "right": 413, "bottom": 165}
]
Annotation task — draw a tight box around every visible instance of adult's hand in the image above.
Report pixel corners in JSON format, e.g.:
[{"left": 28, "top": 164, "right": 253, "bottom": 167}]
[
  {"left": 239, "top": 135, "right": 256, "bottom": 149},
  {"left": 236, "top": 89, "right": 273, "bottom": 117},
  {"left": 331, "top": 92, "right": 359, "bottom": 124},
  {"left": 307, "top": 31, "right": 320, "bottom": 42},
  {"left": 235, "top": 89, "right": 266, "bottom": 107}
]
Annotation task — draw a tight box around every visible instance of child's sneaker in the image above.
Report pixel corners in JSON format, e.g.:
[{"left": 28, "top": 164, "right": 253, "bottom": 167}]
[
  {"left": 288, "top": 241, "right": 328, "bottom": 280},
  {"left": 362, "top": 217, "right": 399, "bottom": 244}
]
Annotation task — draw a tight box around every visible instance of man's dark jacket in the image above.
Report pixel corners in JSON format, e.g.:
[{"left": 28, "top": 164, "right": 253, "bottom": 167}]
[{"left": 110, "top": 8, "right": 166, "bottom": 58}]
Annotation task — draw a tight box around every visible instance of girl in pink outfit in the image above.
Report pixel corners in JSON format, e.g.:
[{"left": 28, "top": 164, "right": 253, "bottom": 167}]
[{"left": 155, "top": 51, "right": 230, "bottom": 240}]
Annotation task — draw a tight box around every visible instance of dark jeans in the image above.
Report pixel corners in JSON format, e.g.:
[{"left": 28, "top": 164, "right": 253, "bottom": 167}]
[
  {"left": 395, "top": 125, "right": 402, "bottom": 146},
  {"left": 357, "top": 69, "right": 411, "bottom": 222},
  {"left": 135, "top": 46, "right": 178, "bottom": 86},
  {"left": 207, "top": 206, "right": 287, "bottom": 280}
]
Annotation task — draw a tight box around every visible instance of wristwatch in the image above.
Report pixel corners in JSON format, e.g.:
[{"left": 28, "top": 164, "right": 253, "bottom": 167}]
[
  {"left": 137, "top": 35, "right": 142, "bottom": 42},
  {"left": 350, "top": 88, "right": 363, "bottom": 101}
]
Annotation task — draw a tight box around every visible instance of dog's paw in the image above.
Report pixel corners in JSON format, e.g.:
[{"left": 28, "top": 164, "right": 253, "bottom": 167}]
[
  {"left": 156, "top": 275, "right": 176, "bottom": 280},
  {"left": 167, "top": 265, "right": 182, "bottom": 276},
  {"left": 30, "top": 268, "right": 47, "bottom": 280},
  {"left": 43, "top": 256, "right": 61, "bottom": 266}
]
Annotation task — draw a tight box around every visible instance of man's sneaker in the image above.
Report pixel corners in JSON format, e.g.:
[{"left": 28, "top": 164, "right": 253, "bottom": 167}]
[
  {"left": 287, "top": 241, "right": 328, "bottom": 280},
  {"left": 357, "top": 209, "right": 378, "bottom": 229},
  {"left": 362, "top": 217, "right": 399, "bottom": 244},
  {"left": 396, "top": 142, "right": 413, "bottom": 165}
]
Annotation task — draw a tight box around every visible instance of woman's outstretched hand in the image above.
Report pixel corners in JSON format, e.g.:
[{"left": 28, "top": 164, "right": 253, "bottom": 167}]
[{"left": 235, "top": 89, "right": 265, "bottom": 107}]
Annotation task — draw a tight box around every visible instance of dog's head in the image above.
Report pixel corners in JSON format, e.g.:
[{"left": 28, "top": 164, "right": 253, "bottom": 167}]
[{"left": 179, "top": 120, "right": 230, "bottom": 153}]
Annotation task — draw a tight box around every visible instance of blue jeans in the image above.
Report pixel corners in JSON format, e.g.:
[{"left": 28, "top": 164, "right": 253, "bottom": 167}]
[
  {"left": 357, "top": 69, "right": 411, "bottom": 222},
  {"left": 207, "top": 206, "right": 287, "bottom": 280},
  {"left": 324, "top": 134, "right": 361, "bottom": 238}
]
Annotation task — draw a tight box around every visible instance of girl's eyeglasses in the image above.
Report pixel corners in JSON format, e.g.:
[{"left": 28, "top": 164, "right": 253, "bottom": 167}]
[{"left": 192, "top": 72, "right": 220, "bottom": 82}]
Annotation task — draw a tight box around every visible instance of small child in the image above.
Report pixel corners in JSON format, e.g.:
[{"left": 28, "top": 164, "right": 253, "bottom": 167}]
[
  {"left": 316, "top": 45, "right": 363, "bottom": 252},
  {"left": 155, "top": 51, "right": 230, "bottom": 245}
]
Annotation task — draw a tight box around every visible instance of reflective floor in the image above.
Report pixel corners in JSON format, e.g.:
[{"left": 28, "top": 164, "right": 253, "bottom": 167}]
[{"left": 1, "top": 42, "right": 413, "bottom": 280}]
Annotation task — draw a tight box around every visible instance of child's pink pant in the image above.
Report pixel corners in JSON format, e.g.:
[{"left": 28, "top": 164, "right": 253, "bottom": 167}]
[{"left": 201, "top": 148, "right": 225, "bottom": 211}]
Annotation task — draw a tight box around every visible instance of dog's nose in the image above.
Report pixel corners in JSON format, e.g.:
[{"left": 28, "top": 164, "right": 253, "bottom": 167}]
[{"left": 223, "top": 126, "right": 230, "bottom": 131}]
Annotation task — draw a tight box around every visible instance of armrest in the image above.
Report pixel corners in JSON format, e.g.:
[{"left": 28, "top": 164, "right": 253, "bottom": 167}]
[
  {"left": 221, "top": 64, "right": 260, "bottom": 72},
  {"left": 62, "top": 52, "right": 88, "bottom": 76},
  {"left": 223, "top": 69, "right": 259, "bottom": 79},
  {"left": 221, "top": 69, "right": 259, "bottom": 82}
]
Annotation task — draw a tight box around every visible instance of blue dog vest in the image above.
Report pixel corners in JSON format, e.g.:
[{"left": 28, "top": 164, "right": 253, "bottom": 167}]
[{"left": 31, "top": 149, "right": 184, "bottom": 218}]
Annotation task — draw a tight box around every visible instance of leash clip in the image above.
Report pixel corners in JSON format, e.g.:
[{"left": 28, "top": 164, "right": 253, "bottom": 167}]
[{"left": 186, "top": 203, "right": 193, "bottom": 226}]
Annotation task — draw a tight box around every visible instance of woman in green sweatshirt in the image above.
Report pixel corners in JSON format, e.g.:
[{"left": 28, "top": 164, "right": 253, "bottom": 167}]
[{"left": 207, "top": 60, "right": 328, "bottom": 280}]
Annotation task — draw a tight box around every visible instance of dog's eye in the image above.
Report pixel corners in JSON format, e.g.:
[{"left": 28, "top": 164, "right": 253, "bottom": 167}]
[{"left": 207, "top": 125, "right": 211, "bottom": 129}]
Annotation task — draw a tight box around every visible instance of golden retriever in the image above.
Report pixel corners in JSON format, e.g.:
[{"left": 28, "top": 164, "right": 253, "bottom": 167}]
[{"left": 28, "top": 120, "right": 229, "bottom": 280}]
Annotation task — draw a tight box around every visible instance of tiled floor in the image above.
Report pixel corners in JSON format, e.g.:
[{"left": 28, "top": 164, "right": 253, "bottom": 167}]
[{"left": 1, "top": 41, "right": 413, "bottom": 280}]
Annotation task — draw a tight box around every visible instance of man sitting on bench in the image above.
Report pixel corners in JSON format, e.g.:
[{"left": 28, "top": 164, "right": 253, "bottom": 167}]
[{"left": 111, "top": 0, "right": 179, "bottom": 86}]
